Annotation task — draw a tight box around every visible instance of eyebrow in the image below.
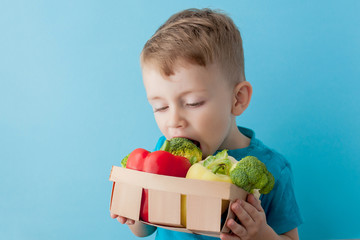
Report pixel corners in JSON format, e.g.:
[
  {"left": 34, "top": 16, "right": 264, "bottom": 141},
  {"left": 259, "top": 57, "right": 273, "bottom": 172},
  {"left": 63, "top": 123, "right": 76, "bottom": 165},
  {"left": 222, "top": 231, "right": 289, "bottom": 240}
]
[
  {"left": 148, "top": 89, "right": 208, "bottom": 101},
  {"left": 147, "top": 96, "right": 162, "bottom": 101}
]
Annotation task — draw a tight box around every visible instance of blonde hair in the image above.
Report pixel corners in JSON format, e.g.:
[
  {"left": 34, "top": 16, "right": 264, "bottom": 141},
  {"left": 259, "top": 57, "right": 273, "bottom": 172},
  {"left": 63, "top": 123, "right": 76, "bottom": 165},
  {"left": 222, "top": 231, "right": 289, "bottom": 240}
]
[{"left": 141, "top": 8, "right": 246, "bottom": 84}]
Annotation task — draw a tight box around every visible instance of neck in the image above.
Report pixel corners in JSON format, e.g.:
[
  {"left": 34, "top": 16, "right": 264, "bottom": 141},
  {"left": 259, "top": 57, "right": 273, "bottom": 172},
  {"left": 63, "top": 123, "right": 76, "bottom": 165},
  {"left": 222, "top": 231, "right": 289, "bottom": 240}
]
[{"left": 220, "top": 124, "right": 250, "bottom": 151}]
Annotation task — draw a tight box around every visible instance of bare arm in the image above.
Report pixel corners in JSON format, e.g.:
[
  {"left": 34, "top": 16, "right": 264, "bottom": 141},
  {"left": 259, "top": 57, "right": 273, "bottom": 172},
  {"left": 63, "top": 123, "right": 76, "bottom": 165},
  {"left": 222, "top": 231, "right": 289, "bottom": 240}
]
[
  {"left": 128, "top": 220, "right": 157, "bottom": 237},
  {"left": 279, "top": 228, "right": 299, "bottom": 240},
  {"left": 254, "top": 225, "right": 298, "bottom": 240},
  {"left": 260, "top": 226, "right": 299, "bottom": 240},
  {"left": 111, "top": 214, "right": 157, "bottom": 237}
]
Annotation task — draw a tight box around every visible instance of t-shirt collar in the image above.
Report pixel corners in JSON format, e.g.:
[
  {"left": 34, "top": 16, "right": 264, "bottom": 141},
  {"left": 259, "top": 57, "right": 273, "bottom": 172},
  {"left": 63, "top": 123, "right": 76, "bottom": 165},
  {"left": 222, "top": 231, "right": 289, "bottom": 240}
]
[{"left": 220, "top": 126, "right": 256, "bottom": 160}]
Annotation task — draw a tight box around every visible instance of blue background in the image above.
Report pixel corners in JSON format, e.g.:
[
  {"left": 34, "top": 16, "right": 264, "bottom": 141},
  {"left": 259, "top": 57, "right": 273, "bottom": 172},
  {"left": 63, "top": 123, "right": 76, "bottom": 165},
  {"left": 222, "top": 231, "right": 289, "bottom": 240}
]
[{"left": 1, "top": 1, "right": 359, "bottom": 240}]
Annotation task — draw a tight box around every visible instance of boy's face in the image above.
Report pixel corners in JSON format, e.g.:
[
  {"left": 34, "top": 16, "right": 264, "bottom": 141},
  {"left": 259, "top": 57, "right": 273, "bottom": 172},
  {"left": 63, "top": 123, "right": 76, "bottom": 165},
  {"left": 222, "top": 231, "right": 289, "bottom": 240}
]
[{"left": 142, "top": 61, "right": 236, "bottom": 158}]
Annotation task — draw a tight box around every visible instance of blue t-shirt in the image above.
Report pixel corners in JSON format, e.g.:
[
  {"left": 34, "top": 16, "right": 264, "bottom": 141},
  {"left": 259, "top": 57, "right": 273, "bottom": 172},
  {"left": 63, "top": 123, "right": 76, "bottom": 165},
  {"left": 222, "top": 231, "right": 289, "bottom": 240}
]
[{"left": 153, "top": 127, "right": 303, "bottom": 240}]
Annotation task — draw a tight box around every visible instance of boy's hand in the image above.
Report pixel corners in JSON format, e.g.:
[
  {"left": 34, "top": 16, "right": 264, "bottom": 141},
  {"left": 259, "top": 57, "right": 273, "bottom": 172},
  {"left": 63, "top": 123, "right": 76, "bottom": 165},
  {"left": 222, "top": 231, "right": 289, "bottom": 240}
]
[
  {"left": 221, "top": 194, "right": 272, "bottom": 240},
  {"left": 110, "top": 213, "right": 135, "bottom": 225}
]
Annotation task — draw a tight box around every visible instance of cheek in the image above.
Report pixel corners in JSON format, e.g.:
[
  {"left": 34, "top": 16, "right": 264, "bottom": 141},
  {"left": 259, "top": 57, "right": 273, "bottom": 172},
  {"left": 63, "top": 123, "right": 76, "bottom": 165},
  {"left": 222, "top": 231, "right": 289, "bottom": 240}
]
[
  {"left": 194, "top": 105, "right": 230, "bottom": 134},
  {"left": 205, "top": 100, "right": 231, "bottom": 124},
  {"left": 154, "top": 115, "right": 167, "bottom": 133},
  {"left": 197, "top": 103, "right": 232, "bottom": 142}
]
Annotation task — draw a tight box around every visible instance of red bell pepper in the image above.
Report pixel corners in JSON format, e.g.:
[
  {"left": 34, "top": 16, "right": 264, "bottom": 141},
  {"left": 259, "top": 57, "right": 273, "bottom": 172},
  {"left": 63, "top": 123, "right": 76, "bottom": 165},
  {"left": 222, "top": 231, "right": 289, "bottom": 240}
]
[{"left": 125, "top": 147, "right": 191, "bottom": 222}]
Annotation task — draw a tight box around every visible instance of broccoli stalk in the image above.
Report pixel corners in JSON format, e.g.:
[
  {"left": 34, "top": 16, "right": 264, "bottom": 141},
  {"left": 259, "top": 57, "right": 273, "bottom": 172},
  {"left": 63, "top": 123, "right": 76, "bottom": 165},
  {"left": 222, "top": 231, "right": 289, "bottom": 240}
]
[
  {"left": 229, "top": 156, "right": 275, "bottom": 194},
  {"left": 160, "top": 137, "right": 202, "bottom": 165}
]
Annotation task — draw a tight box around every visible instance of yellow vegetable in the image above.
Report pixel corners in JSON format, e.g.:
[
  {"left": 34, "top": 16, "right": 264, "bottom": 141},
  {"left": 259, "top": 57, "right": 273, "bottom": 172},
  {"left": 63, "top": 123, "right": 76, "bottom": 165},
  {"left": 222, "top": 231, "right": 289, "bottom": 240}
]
[
  {"left": 185, "top": 162, "right": 232, "bottom": 182},
  {"left": 181, "top": 150, "right": 235, "bottom": 227}
]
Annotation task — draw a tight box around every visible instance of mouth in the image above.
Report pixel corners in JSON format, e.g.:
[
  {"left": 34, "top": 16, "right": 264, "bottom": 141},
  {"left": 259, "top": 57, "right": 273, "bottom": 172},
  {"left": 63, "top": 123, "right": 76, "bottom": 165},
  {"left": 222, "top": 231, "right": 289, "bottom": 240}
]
[
  {"left": 189, "top": 139, "right": 201, "bottom": 148},
  {"left": 184, "top": 138, "right": 201, "bottom": 149}
]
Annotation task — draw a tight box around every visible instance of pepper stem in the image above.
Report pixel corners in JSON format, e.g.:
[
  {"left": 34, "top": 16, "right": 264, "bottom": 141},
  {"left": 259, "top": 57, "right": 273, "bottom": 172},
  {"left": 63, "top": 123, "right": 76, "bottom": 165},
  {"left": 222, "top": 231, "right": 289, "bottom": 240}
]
[{"left": 212, "top": 164, "right": 224, "bottom": 174}]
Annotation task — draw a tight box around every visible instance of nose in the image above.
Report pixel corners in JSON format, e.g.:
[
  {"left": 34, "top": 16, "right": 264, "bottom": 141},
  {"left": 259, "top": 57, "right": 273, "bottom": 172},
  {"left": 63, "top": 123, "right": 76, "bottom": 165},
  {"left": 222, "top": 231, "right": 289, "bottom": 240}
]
[{"left": 167, "top": 108, "right": 186, "bottom": 129}]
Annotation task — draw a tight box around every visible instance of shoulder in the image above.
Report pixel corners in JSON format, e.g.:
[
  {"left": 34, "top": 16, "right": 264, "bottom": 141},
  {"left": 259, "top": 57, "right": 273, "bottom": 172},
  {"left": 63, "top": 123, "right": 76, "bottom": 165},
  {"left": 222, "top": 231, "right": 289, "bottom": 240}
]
[
  {"left": 228, "top": 126, "right": 293, "bottom": 181},
  {"left": 247, "top": 137, "right": 292, "bottom": 182},
  {"left": 251, "top": 139, "right": 303, "bottom": 233},
  {"left": 233, "top": 127, "right": 303, "bottom": 233}
]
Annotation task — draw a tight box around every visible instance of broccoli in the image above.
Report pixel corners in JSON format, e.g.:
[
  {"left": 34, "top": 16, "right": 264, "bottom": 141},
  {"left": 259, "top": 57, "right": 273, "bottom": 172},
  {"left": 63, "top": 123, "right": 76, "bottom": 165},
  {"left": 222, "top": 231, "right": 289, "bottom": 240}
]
[
  {"left": 230, "top": 156, "right": 275, "bottom": 194},
  {"left": 160, "top": 137, "right": 202, "bottom": 165},
  {"left": 121, "top": 153, "right": 130, "bottom": 168}
]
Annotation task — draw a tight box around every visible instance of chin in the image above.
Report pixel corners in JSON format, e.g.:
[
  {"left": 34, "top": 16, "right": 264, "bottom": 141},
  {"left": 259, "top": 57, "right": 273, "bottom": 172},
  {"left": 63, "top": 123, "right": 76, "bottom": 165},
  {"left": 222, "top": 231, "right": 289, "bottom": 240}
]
[{"left": 201, "top": 151, "right": 210, "bottom": 159}]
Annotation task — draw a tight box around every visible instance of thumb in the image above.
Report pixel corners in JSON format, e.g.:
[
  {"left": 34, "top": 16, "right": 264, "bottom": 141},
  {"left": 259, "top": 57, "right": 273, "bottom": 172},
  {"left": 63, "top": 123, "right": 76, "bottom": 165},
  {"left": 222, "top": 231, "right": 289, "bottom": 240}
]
[{"left": 247, "top": 194, "right": 263, "bottom": 212}]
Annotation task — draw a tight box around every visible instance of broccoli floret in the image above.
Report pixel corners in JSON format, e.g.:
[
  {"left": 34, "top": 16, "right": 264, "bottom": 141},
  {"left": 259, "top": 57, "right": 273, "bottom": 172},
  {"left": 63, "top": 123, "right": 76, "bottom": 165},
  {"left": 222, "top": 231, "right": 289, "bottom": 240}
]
[
  {"left": 121, "top": 153, "right": 130, "bottom": 168},
  {"left": 160, "top": 137, "right": 202, "bottom": 164},
  {"left": 230, "top": 156, "right": 275, "bottom": 194}
]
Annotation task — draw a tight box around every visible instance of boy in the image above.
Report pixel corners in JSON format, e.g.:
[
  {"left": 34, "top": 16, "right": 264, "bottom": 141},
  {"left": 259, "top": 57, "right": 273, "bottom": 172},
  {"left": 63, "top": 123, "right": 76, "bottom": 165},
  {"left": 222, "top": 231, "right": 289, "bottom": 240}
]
[{"left": 111, "top": 8, "right": 303, "bottom": 240}]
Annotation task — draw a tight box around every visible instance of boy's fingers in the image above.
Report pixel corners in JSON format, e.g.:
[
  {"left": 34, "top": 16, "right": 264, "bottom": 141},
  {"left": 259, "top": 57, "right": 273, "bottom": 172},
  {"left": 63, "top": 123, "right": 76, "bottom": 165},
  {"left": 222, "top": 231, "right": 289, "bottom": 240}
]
[
  {"left": 110, "top": 213, "right": 118, "bottom": 219},
  {"left": 116, "top": 216, "right": 135, "bottom": 225},
  {"left": 117, "top": 216, "right": 127, "bottom": 224},
  {"left": 247, "top": 194, "right": 263, "bottom": 212},
  {"left": 231, "top": 199, "right": 254, "bottom": 225},
  {"left": 126, "top": 219, "right": 135, "bottom": 225},
  {"left": 226, "top": 218, "right": 247, "bottom": 239},
  {"left": 220, "top": 232, "right": 238, "bottom": 240}
]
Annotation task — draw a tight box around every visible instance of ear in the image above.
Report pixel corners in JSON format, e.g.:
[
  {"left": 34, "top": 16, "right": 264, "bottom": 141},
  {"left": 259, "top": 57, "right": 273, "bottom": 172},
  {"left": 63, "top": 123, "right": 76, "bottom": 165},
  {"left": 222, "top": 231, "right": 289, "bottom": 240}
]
[{"left": 231, "top": 81, "right": 252, "bottom": 116}]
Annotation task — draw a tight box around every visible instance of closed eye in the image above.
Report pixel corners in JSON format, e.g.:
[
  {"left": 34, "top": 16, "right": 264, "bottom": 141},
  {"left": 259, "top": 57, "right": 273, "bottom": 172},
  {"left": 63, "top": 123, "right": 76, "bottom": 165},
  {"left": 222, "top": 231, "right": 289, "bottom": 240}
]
[
  {"left": 186, "top": 101, "right": 204, "bottom": 107},
  {"left": 153, "top": 106, "right": 168, "bottom": 112}
]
